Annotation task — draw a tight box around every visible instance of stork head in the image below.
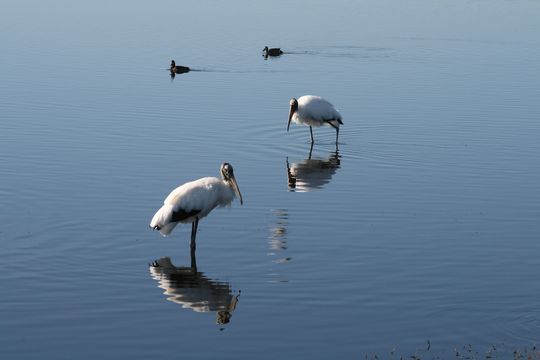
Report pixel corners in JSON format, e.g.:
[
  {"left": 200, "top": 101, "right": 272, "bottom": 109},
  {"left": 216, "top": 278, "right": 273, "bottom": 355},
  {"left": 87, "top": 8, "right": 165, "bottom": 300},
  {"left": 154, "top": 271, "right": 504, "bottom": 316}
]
[
  {"left": 263, "top": 46, "right": 269, "bottom": 52},
  {"left": 220, "top": 163, "right": 243, "bottom": 205},
  {"left": 287, "top": 98, "right": 298, "bottom": 132}
]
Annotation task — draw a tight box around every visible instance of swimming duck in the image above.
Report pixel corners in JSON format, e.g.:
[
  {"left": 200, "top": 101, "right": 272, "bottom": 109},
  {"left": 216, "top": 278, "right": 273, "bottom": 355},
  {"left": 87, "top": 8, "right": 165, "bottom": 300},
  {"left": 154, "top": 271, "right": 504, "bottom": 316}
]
[
  {"left": 170, "top": 60, "right": 190, "bottom": 74},
  {"left": 263, "top": 46, "right": 283, "bottom": 57}
]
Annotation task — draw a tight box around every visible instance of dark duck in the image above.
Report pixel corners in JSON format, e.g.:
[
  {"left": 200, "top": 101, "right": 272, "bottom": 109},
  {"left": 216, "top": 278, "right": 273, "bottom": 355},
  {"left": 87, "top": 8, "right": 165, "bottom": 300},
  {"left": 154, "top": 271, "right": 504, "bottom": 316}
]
[
  {"left": 262, "top": 46, "right": 283, "bottom": 57},
  {"left": 170, "top": 60, "right": 190, "bottom": 74}
]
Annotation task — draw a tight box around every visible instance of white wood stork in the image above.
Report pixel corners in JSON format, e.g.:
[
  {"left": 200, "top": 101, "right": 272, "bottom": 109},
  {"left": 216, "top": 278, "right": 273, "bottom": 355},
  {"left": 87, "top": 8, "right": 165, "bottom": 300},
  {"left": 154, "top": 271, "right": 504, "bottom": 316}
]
[
  {"left": 150, "top": 163, "right": 243, "bottom": 251},
  {"left": 287, "top": 95, "right": 343, "bottom": 144}
]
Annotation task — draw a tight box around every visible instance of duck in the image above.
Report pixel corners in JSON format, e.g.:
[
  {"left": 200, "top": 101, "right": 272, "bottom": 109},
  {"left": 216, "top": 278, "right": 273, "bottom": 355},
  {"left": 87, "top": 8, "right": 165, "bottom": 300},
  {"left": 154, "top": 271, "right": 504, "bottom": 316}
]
[
  {"left": 170, "top": 60, "right": 190, "bottom": 74},
  {"left": 263, "top": 46, "right": 283, "bottom": 57}
]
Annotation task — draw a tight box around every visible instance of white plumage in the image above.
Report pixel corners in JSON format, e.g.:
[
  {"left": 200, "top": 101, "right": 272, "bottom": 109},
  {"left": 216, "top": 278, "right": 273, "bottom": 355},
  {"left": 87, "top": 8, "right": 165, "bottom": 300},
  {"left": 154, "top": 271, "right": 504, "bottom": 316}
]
[
  {"left": 150, "top": 163, "right": 243, "bottom": 243},
  {"left": 287, "top": 95, "right": 343, "bottom": 143}
]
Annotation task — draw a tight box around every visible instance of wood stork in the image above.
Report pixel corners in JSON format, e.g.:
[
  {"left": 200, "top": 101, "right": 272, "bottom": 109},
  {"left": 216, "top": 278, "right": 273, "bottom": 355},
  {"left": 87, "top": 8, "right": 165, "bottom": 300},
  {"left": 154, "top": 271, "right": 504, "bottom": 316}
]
[
  {"left": 263, "top": 46, "right": 283, "bottom": 57},
  {"left": 170, "top": 60, "right": 190, "bottom": 74},
  {"left": 150, "top": 163, "right": 243, "bottom": 251},
  {"left": 287, "top": 95, "right": 343, "bottom": 144}
]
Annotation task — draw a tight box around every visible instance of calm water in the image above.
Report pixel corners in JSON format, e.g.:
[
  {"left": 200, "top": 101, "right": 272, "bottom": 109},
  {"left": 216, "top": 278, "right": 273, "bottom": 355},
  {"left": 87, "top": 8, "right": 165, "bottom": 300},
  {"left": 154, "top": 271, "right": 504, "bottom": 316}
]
[{"left": 2, "top": 0, "right": 540, "bottom": 358}]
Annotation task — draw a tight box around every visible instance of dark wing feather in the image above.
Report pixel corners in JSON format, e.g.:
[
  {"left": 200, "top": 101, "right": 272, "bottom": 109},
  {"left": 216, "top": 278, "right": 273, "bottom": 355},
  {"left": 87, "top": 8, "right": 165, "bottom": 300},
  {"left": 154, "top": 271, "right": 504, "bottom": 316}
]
[{"left": 171, "top": 209, "right": 201, "bottom": 222}]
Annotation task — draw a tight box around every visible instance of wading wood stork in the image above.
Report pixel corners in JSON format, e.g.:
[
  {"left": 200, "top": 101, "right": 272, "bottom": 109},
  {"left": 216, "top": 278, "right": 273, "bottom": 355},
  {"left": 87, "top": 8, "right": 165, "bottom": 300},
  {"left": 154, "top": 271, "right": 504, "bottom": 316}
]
[
  {"left": 287, "top": 95, "right": 343, "bottom": 144},
  {"left": 263, "top": 46, "right": 283, "bottom": 57},
  {"left": 170, "top": 60, "right": 190, "bottom": 74},
  {"left": 150, "top": 163, "right": 243, "bottom": 252}
]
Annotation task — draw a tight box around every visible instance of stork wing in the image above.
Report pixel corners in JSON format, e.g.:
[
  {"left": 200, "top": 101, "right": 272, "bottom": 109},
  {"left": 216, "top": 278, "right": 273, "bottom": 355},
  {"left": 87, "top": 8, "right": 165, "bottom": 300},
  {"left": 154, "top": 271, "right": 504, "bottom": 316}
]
[{"left": 171, "top": 208, "right": 201, "bottom": 222}]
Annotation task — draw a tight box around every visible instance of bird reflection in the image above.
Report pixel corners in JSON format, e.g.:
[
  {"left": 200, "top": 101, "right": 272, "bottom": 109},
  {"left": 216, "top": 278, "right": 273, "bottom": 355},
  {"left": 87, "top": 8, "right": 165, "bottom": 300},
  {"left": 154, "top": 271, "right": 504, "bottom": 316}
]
[
  {"left": 286, "top": 144, "right": 341, "bottom": 192},
  {"left": 267, "top": 209, "right": 291, "bottom": 283},
  {"left": 268, "top": 209, "right": 291, "bottom": 263},
  {"left": 149, "top": 256, "right": 240, "bottom": 328}
]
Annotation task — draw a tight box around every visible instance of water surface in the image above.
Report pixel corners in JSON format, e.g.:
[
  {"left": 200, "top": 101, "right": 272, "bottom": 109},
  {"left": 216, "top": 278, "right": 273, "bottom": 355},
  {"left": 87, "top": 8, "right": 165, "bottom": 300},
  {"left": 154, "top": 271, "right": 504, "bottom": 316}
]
[{"left": 1, "top": 0, "right": 540, "bottom": 358}]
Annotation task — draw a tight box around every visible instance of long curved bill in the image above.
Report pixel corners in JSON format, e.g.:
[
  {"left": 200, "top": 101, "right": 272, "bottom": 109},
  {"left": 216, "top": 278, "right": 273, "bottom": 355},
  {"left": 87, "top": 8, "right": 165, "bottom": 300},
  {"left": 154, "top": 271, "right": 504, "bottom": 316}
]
[
  {"left": 230, "top": 176, "right": 243, "bottom": 205},
  {"left": 287, "top": 105, "right": 294, "bottom": 132}
]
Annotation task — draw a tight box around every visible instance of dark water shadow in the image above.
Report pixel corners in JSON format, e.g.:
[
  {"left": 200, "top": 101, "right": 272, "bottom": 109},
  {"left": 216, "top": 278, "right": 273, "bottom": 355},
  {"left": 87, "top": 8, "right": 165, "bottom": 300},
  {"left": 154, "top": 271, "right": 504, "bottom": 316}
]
[
  {"left": 149, "top": 256, "right": 240, "bottom": 329},
  {"left": 286, "top": 145, "right": 342, "bottom": 192}
]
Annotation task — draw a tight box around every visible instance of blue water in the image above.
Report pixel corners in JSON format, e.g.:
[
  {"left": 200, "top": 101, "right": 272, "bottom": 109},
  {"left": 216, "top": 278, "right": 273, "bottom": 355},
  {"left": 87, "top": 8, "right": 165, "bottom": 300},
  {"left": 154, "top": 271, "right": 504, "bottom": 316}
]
[{"left": 1, "top": 0, "right": 540, "bottom": 358}]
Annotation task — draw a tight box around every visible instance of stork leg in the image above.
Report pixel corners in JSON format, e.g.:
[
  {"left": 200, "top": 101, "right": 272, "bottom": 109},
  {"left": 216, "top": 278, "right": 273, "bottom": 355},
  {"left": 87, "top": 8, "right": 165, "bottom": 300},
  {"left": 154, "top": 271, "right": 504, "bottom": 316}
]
[
  {"left": 308, "top": 141, "right": 314, "bottom": 160},
  {"left": 309, "top": 126, "right": 314, "bottom": 144},
  {"left": 190, "top": 218, "right": 199, "bottom": 252},
  {"left": 324, "top": 120, "right": 340, "bottom": 145},
  {"left": 190, "top": 243, "right": 197, "bottom": 272}
]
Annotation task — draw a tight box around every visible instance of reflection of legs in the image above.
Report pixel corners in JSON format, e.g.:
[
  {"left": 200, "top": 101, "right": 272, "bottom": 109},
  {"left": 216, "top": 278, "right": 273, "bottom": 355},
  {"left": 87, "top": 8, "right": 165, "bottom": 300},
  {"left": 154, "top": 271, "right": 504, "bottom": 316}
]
[
  {"left": 286, "top": 157, "right": 297, "bottom": 190},
  {"left": 309, "top": 126, "right": 314, "bottom": 143},
  {"left": 190, "top": 218, "right": 199, "bottom": 251},
  {"left": 286, "top": 157, "right": 291, "bottom": 177}
]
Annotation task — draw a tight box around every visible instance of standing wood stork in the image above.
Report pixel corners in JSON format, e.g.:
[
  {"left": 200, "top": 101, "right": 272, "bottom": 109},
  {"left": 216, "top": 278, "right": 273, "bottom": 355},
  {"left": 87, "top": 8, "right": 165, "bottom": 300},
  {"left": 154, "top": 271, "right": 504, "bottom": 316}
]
[
  {"left": 170, "top": 60, "right": 190, "bottom": 74},
  {"left": 287, "top": 95, "right": 343, "bottom": 144},
  {"left": 263, "top": 46, "right": 283, "bottom": 57},
  {"left": 150, "top": 163, "right": 243, "bottom": 251}
]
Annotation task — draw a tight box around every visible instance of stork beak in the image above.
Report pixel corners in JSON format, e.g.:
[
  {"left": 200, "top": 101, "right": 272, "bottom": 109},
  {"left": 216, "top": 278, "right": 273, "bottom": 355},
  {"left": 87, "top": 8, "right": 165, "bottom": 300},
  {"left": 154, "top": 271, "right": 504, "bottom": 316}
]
[
  {"left": 287, "top": 105, "right": 294, "bottom": 132},
  {"left": 230, "top": 176, "right": 243, "bottom": 205}
]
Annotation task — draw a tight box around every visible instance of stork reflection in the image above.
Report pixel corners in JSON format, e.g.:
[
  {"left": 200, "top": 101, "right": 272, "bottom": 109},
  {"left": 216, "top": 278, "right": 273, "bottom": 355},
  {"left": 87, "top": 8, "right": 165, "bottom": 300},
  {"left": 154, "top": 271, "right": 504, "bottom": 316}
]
[
  {"left": 268, "top": 209, "right": 291, "bottom": 263},
  {"left": 267, "top": 209, "right": 291, "bottom": 283},
  {"left": 286, "top": 144, "right": 341, "bottom": 192},
  {"left": 149, "top": 256, "right": 240, "bottom": 328}
]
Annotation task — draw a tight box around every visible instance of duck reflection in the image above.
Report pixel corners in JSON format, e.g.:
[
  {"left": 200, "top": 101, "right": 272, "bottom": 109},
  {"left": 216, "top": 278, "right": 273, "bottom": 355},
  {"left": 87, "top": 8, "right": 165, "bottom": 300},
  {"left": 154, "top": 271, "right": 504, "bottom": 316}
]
[
  {"left": 149, "top": 256, "right": 240, "bottom": 327},
  {"left": 286, "top": 145, "right": 341, "bottom": 192}
]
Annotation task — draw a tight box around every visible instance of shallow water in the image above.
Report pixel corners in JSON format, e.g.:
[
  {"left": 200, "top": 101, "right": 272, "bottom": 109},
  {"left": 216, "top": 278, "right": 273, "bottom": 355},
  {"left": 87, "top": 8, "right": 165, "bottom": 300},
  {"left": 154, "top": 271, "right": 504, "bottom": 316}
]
[{"left": 1, "top": 0, "right": 540, "bottom": 358}]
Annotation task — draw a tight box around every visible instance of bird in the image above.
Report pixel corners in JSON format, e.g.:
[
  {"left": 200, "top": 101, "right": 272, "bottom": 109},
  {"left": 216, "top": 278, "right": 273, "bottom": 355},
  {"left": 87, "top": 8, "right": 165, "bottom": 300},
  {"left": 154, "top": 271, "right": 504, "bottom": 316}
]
[
  {"left": 287, "top": 95, "right": 343, "bottom": 144},
  {"left": 170, "top": 60, "right": 190, "bottom": 74},
  {"left": 150, "top": 163, "right": 243, "bottom": 251},
  {"left": 262, "top": 46, "right": 283, "bottom": 57}
]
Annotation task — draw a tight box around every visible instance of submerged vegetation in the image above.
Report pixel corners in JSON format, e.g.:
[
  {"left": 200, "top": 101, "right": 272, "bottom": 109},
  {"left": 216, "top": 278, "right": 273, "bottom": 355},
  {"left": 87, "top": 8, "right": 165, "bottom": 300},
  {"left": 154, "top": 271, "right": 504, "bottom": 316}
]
[{"left": 363, "top": 342, "right": 540, "bottom": 360}]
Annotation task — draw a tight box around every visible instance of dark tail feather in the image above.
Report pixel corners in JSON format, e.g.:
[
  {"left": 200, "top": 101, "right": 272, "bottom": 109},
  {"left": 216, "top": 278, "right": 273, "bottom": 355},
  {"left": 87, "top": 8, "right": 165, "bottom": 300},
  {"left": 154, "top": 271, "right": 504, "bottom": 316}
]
[{"left": 338, "top": 118, "right": 344, "bottom": 125}]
